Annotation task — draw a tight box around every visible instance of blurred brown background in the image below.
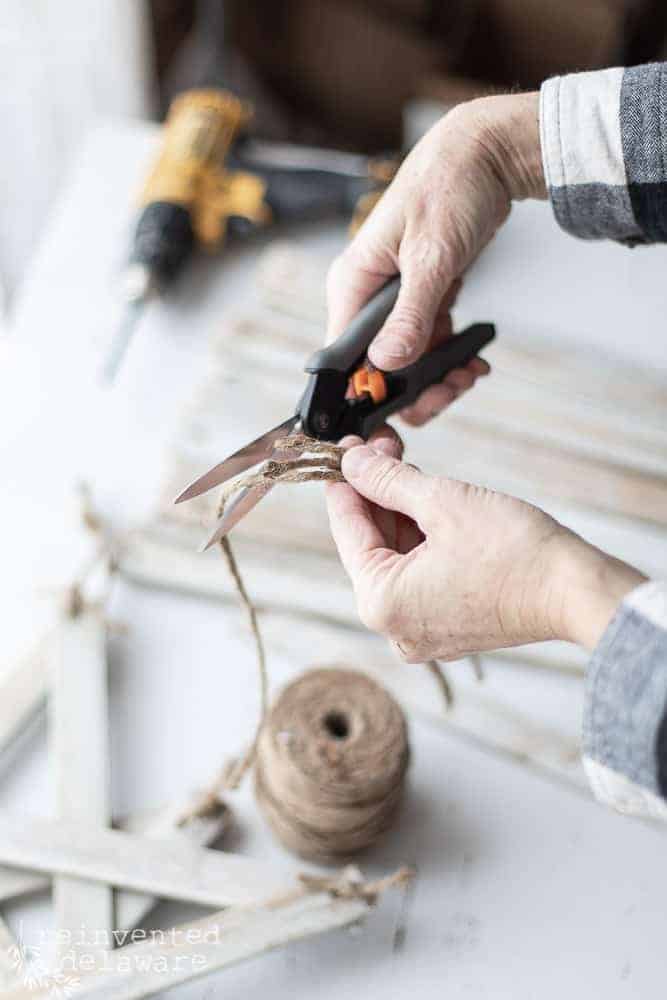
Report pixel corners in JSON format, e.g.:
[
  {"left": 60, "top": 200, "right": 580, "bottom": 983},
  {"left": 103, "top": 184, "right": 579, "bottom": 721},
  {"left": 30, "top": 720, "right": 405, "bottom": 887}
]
[
  {"left": 3, "top": 0, "right": 667, "bottom": 309},
  {"left": 150, "top": 0, "right": 667, "bottom": 149}
]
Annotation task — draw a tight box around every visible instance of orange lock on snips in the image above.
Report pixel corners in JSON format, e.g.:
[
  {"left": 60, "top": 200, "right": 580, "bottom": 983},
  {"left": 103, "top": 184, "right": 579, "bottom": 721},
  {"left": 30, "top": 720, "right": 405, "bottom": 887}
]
[{"left": 349, "top": 366, "right": 387, "bottom": 404}]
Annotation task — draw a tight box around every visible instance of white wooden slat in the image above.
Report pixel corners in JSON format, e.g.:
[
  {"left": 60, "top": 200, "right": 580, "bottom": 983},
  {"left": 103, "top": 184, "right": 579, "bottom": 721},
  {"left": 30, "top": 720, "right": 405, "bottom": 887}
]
[
  {"left": 119, "top": 530, "right": 357, "bottom": 629},
  {"left": 114, "top": 795, "right": 232, "bottom": 933},
  {"left": 119, "top": 532, "right": 584, "bottom": 787},
  {"left": 0, "top": 638, "right": 49, "bottom": 757},
  {"left": 3, "top": 892, "right": 368, "bottom": 1000},
  {"left": 51, "top": 607, "right": 113, "bottom": 967},
  {"left": 226, "top": 355, "right": 667, "bottom": 529},
  {"left": 213, "top": 314, "right": 667, "bottom": 476},
  {"left": 254, "top": 242, "right": 667, "bottom": 428},
  {"left": 0, "top": 913, "right": 20, "bottom": 989},
  {"left": 0, "top": 868, "right": 49, "bottom": 905},
  {"left": 166, "top": 340, "right": 667, "bottom": 577},
  {"left": 260, "top": 612, "right": 585, "bottom": 789},
  {"left": 0, "top": 798, "right": 230, "bottom": 911},
  {"left": 0, "top": 814, "right": 294, "bottom": 908}
]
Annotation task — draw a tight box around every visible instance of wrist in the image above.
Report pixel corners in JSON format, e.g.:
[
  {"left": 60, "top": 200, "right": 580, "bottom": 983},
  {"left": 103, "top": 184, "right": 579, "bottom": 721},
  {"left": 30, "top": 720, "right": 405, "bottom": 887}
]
[
  {"left": 547, "top": 534, "right": 646, "bottom": 651},
  {"left": 472, "top": 92, "right": 546, "bottom": 202}
]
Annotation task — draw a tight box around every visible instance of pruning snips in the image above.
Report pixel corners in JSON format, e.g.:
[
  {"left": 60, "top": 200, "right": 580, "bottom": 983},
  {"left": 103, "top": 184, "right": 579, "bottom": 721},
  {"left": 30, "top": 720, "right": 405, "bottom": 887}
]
[{"left": 175, "top": 277, "right": 495, "bottom": 548}]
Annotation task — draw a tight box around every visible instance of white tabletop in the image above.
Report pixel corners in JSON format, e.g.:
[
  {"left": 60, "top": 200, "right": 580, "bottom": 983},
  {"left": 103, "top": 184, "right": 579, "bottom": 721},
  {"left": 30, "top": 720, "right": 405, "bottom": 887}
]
[{"left": 1, "top": 121, "right": 667, "bottom": 998}]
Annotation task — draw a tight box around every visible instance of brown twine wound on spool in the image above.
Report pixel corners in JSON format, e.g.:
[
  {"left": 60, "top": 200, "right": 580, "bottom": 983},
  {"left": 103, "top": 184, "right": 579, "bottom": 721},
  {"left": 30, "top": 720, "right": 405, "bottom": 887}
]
[{"left": 254, "top": 667, "right": 410, "bottom": 862}]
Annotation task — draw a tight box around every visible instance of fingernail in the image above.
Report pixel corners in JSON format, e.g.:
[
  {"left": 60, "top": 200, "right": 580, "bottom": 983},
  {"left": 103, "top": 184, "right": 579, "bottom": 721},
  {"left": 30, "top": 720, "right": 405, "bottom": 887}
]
[
  {"left": 370, "top": 335, "right": 411, "bottom": 364},
  {"left": 338, "top": 434, "right": 364, "bottom": 451},
  {"left": 342, "top": 444, "right": 378, "bottom": 479},
  {"left": 373, "top": 436, "right": 399, "bottom": 457}
]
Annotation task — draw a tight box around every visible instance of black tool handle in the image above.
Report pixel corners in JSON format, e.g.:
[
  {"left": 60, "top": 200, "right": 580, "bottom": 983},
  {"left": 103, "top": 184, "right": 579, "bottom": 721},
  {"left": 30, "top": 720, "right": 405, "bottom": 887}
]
[
  {"left": 354, "top": 322, "right": 495, "bottom": 438},
  {"left": 305, "top": 277, "right": 400, "bottom": 374},
  {"left": 262, "top": 168, "right": 375, "bottom": 222},
  {"left": 396, "top": 323, "right": 495, "bottom": 401},
  {"left": 226, "top": 160, "right": 377, "bottom": 233}
]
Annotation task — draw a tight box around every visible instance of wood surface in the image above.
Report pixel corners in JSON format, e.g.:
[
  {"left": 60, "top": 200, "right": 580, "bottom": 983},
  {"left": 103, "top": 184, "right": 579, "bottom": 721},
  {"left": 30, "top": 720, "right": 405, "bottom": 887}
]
[
  {"left": 0, "top": 637, "right": 50, "bottom": 757},
  {"left": 0, "top": 913, "right": 19, "bottom": 990},
  {"left": 3, "top": 892, "right": 368, "bottom": 1000},
  {"left": 51, "top": 606, "right": 113, "bottom": 966},
  {"left": 114, "top": 795, "right": 232, "bottom": 932},
  {"left": 0, "top": 814, "right": 295, "bottom": 908},
  {"left": 0, "top": 798, "right": 230, "bottom": 914}
]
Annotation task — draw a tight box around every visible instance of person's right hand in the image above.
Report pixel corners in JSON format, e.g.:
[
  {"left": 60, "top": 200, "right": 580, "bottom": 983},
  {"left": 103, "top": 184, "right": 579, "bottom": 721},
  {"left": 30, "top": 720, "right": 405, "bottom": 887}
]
[{"left": 326, "top": 92, "right": 546, "bottom": 425}]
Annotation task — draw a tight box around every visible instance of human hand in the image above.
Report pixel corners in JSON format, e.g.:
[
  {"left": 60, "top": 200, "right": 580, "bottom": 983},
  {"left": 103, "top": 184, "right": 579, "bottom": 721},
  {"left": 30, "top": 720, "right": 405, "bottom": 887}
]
[
  {"left": 327, "top": 445, "right": 645, "bottom": 661},
  {"left": 326, "top": 92, "right": 545, "bottom": 425}
]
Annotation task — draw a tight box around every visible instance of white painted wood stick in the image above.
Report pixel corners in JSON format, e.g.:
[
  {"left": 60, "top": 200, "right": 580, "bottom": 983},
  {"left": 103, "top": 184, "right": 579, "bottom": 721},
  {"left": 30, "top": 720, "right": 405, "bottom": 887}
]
[
  {"left": 3, "top": 892, "right": 368, "bottom": 1000},
  {"left": 0, "top": 868, "right": 49, "bottom": 906},
  {"left": 254, "top": 242, "right": 667, "bottom": 425},
  {"left": 0, "top": 814, "right": 294, "bottom": 908},
  {"left": 121, "top": 531, "right": 583, "bottom": 786},
  {"left": 119, "top": 530, "right": 357, "bottom": 628},
  {"left": 0, "top": 637, "right": 49, "bottom": 757},
  {"left": 115, "top": 794, "right": 232, "bottom": 932},
  {"left": 119, "top": 530, "right": 586, "bottom": 679},
  {"left": 0, "top": 913, "right": 20, "bottom": 989},
  {"left": 216, "top": 318, "right": 667, "bottom": 476},
  {"left": 51, "top": 606, "right": 113, "bottom": 967},
  {"left": 0, "top": 797, "right": 231, "bottom": 910}
]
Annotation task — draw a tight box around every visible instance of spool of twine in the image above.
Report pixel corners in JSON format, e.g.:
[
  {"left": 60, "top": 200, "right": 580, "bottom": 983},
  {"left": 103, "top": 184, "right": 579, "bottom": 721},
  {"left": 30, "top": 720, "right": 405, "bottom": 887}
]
[{"left": 255, "top": 667, "right": 409, "bottom": 862}]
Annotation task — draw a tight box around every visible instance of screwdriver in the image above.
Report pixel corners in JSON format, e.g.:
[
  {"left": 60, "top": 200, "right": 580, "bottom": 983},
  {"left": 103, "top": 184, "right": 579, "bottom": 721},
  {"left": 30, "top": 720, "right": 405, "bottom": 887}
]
[{"left": 103, "top": 88, "right": 397, "bottom": 382}]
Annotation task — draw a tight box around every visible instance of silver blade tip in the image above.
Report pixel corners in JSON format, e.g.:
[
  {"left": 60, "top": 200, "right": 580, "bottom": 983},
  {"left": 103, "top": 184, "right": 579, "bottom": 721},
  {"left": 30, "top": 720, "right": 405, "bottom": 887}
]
[
  {"left": 201, "top": 528, "right": 225, "bottom": 552},
  {"left": 173, "top": 484, "right": 199, "bottom": 504}
]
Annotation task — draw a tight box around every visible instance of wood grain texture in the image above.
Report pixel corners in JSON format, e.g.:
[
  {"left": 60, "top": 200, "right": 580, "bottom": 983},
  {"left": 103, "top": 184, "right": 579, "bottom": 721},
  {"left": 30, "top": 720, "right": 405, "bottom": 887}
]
[
  {"left": 50, "top": 607, "right": 113, "bottom": 966},
  {"left": 3, "top": 892, "right": 368, "bottom": 1000},
  {"left": 0, "top": 814, "right": 295, "bottom": 908}
]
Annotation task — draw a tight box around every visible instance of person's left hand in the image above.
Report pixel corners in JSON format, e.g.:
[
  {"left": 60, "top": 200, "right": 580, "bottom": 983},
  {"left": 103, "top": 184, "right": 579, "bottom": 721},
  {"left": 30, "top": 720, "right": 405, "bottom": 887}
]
[{"left": 326, "top": 445, "right": 645, "bottom": 660}]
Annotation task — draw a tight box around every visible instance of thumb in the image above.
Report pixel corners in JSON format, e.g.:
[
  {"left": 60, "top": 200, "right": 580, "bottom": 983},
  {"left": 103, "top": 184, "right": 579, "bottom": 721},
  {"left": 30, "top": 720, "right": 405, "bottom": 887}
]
[
  {"left": 368, "top": 238, "right": 455, "bottom": 370},
  {"left": 342, "top": 446, "right": 437, "bottom": 527}
]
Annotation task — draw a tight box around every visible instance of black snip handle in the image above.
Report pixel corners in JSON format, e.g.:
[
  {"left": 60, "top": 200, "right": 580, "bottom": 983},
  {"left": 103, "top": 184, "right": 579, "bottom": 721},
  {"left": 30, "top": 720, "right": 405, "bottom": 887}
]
[
  {"left": 305, "top": 277, "right": 400, "bottom": 374},
  {"left": 350, "top": 322, "right": 496, "bottom": 439}
]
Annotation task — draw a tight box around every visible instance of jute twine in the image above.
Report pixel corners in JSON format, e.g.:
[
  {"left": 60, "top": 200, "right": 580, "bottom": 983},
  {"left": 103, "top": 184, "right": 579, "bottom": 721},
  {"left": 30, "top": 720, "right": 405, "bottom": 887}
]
[
  {"left": 214, "top": 431, "right": 481, "bottom": 858},
  {"left": 254, "top": 667, "right": 410, "bottom": 862}
]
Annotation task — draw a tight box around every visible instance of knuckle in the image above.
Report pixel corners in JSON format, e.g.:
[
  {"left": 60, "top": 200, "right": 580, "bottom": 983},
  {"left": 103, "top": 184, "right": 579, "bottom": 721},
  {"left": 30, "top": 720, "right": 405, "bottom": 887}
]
[
  {"left": 325, "top": 253, "right": 347, "bottom": 297},
  {"left": 383, "top": 302, "right": 429, "bottom": 352},
  {"left": 403, "top": 233, "right": 459, "bottom": 284},
  {"left": 367, "top": 457, "right": 405, "bottom": 500}
]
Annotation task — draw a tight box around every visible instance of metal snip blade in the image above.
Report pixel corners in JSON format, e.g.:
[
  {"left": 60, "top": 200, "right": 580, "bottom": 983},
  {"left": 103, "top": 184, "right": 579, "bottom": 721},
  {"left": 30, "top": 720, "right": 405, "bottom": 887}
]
[
  {"left": 201, "top": 482, "right": 275, "bottom": 551},
  {"left": 174, "top": 416, "right": 298, "bottom": 504}
]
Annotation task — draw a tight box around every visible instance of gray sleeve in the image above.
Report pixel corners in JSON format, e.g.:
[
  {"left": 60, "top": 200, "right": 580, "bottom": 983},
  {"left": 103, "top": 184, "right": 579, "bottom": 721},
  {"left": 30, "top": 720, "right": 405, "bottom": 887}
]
[
  {"left": 583, "top": 581, "right": 667, "bottom": 820},
  {"left": 540, "top": 63, "right": 667, "bottom": 244}
]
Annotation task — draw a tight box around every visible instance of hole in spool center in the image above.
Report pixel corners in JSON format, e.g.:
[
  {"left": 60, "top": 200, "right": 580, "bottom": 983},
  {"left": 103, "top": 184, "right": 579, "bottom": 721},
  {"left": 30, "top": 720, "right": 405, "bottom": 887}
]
[{"left": 323, "top": 710, "right": 349, "bottom": 740}]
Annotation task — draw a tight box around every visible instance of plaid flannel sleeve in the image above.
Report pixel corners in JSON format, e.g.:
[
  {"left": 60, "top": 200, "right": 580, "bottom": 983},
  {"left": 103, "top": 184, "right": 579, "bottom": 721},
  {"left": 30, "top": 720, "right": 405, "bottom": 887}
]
[
  {"left": 540, "top": 63, "right": 667, "bottom": 244},
  {"left": 584, "top": 582, "right": 667, "bottom": 821}
]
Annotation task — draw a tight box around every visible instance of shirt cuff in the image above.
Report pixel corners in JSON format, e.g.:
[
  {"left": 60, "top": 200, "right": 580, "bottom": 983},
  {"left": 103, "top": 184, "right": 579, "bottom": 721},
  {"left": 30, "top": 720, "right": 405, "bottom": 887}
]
[
  {"left": 540, "top": 66, "right": 648, "bottom": 244},
  {"left": 583, "top": 581, "right": 667, "bottom": 819}
]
